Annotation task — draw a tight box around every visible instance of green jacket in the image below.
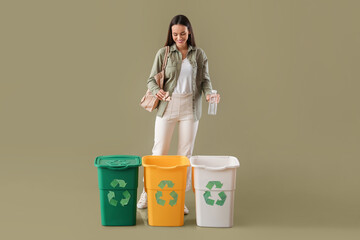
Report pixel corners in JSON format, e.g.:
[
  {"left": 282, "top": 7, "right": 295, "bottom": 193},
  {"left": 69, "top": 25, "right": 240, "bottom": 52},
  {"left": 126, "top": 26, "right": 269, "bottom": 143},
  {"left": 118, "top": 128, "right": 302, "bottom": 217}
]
[{"left": 147, "top": 43, "right": 213, "bottom": 121}]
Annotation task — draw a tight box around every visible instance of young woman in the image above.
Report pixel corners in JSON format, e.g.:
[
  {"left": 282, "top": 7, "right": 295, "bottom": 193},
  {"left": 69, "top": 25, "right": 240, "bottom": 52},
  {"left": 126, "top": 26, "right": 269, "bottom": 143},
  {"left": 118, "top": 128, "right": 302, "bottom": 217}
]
[{"left": 137, "top": 15, "right": 220, "bottom": 214}]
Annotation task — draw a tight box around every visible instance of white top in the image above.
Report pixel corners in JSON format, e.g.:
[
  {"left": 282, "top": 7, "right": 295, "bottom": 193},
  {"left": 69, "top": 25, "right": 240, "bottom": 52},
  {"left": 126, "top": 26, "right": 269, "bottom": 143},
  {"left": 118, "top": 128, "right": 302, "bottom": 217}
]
[{"left": 173, "top": 58, "right": 193, "bottom": 94}]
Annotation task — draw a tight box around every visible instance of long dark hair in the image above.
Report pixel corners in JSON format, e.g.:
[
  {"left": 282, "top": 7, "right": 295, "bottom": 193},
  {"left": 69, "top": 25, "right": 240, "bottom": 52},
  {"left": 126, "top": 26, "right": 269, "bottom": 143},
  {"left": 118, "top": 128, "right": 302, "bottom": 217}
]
[{"left": 164, "top": 15, "right": 196, "bottom": 47}]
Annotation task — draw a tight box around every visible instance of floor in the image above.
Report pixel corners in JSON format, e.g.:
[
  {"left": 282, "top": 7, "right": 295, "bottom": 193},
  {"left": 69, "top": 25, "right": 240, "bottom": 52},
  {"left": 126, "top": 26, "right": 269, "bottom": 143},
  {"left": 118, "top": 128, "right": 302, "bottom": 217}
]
[{"left": 1, "top": 154, "right": 359, "bottom": 240}]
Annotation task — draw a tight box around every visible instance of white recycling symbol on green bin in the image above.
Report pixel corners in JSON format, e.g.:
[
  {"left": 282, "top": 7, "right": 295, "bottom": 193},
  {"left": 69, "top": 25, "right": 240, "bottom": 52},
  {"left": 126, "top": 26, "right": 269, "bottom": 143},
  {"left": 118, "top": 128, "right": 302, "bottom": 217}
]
[
  {"left": 155, "top": 180, "right": 178, "bottom": 206},
  {"left": 107, "top": 179, "right": 131, "bottom": 207},
  {"left": 203, "top": 181, "right": 227, "bottom": 206}
]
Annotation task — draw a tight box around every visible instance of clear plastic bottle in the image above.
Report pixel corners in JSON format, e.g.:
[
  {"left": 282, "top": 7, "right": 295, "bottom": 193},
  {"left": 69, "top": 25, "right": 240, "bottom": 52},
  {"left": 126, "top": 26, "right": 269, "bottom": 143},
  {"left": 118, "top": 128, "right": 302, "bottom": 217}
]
[{"left": 208, "top": 90, "right": 217, "bottom": 115}]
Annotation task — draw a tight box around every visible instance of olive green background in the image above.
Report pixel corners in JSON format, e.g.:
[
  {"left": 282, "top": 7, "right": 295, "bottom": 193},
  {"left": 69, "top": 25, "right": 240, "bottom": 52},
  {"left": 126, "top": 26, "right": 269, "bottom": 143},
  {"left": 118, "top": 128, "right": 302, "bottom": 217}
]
[{"left": 1, "top": 0, "right": 359, "bottom": 239}]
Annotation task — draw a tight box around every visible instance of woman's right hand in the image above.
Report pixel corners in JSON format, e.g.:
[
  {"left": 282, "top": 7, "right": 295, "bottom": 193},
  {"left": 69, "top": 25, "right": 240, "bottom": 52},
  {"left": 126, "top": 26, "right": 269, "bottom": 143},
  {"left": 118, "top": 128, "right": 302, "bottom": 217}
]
[{"left": 156, "top": 89, "right": 167, "bottom": 100}]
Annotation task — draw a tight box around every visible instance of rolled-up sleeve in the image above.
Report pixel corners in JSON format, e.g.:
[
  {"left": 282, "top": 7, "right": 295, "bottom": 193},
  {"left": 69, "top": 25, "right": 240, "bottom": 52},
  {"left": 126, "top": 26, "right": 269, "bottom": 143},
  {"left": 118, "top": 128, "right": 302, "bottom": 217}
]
[{"left": 147, "top": 48, "right": 164, "bottom": 96}]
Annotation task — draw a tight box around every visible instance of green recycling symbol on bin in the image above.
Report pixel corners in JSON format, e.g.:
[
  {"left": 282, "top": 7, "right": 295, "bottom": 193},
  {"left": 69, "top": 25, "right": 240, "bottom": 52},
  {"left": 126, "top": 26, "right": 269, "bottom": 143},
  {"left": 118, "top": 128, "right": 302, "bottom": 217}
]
[
  {"left": 203, "top": 181, "right": 227, "bottom": 206},
  {"left": 155, "top": 180, "right": 178, "bottom": 206},
  {"left": 107, "top": 179, "right": 131, "bottom": 207}
]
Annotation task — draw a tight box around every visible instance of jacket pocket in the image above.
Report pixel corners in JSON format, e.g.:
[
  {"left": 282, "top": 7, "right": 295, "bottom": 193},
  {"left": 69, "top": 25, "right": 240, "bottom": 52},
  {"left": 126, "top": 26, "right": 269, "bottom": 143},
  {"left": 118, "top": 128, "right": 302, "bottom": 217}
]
[{"left": 165, "top": 65, "right": 177, "bottom": 79}]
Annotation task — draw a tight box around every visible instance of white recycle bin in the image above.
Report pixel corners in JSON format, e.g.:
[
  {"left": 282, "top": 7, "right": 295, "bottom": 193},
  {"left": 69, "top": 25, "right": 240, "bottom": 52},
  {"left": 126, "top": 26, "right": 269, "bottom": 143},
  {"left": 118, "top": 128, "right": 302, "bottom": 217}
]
[{"left": 190, "top": 156, "right": 240, "bottom": 227}]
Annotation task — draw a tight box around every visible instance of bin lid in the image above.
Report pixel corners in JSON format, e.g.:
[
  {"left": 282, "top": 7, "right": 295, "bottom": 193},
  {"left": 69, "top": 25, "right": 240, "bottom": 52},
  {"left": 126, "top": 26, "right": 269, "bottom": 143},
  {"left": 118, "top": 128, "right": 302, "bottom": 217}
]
[
  {"left": 142, "top": 155, "right": 190, "bottom": 168},
  {"left": 190, "top": 156, "right": 240, "bottom": 170},
  {"left": 94, "top": 155, "right": 141, "bottom": 168}
]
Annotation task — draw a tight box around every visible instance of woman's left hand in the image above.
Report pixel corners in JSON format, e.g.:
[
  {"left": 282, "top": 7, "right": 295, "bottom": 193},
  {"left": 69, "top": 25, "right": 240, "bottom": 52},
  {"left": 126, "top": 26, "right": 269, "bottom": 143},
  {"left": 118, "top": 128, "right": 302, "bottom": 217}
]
[{"left": 206, "top": 93, "right": 220, "bottom": 103}]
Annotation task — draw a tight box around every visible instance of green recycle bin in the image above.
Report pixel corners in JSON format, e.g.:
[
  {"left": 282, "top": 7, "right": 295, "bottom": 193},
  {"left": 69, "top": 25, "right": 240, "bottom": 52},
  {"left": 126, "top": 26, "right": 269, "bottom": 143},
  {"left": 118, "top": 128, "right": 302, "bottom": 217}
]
[{"left": 94, "top": 155, "right": 141, "bottom": 226}]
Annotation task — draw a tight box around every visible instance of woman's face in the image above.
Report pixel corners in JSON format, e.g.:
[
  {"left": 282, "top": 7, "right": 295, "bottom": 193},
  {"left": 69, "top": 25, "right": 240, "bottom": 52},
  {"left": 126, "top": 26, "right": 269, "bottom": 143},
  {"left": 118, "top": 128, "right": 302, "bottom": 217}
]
[{"left": 171, "top": 24, "right": 190, "bottom": 48}]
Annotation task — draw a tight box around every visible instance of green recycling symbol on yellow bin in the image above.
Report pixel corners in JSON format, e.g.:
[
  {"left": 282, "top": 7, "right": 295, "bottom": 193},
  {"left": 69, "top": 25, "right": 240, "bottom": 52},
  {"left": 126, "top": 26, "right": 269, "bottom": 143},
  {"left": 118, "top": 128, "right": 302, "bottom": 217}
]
[
  {"left": 155, "top": 180, "right": 178, "bottom": 206},
  {"left": 107, "top": 179, "right": 131, "bottom": 207},
  {"left": 203, "top": 181, "right": 227, "bottom": 206}
]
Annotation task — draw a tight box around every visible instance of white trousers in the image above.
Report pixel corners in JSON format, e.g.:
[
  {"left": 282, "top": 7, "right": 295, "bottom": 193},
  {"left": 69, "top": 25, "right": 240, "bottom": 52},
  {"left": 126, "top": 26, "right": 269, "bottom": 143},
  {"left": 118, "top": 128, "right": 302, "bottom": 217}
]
[{"left": 152, "top": 93, "right": 199, "bottom": 191}]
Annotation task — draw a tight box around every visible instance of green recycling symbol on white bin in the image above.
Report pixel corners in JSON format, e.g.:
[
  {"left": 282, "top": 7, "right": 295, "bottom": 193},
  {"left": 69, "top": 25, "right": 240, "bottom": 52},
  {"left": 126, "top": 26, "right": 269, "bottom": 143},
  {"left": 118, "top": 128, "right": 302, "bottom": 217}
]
[
  {"left": 107, "top": 179, "right": 131, "bottom": 207},
  {"left": 155, "top": 180, "right": 178, "bottom": 206},
  {"left": 203, "top": 181, "right": 227, "bottom": 206}
]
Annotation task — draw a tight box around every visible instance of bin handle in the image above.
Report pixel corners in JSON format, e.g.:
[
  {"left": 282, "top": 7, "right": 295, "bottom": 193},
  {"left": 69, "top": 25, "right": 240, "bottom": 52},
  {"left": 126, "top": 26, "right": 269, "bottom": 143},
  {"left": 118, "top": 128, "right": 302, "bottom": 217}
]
[
  {"left": 143, "top": 164, "right": 183, "bottom": 169},
  {"left": 206, "top": 166, "right": 227, "bottom": 170},
  {"left": 192, "top": 165, "right": 227, "bottom": 171},
  {"left": 106, "top": 165, "right": 129, "bottom": 170},
  {"left": 159, "top": 165, "right": 178, "bottom": 169}
]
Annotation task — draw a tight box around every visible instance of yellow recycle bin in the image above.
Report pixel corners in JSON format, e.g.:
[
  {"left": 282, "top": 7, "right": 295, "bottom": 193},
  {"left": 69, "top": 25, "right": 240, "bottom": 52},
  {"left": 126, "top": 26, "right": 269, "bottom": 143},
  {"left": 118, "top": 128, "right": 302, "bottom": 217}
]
[{"left": 142, "top": 155, "right": 190, "bottom": 226}]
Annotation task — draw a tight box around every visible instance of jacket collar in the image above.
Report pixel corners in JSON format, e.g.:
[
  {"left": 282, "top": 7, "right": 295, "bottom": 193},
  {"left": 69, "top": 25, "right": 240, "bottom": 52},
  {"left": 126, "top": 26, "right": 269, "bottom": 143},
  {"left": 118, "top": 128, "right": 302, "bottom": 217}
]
[{"left": 170, "top": 43, "right": 194, "bottom": 53}]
